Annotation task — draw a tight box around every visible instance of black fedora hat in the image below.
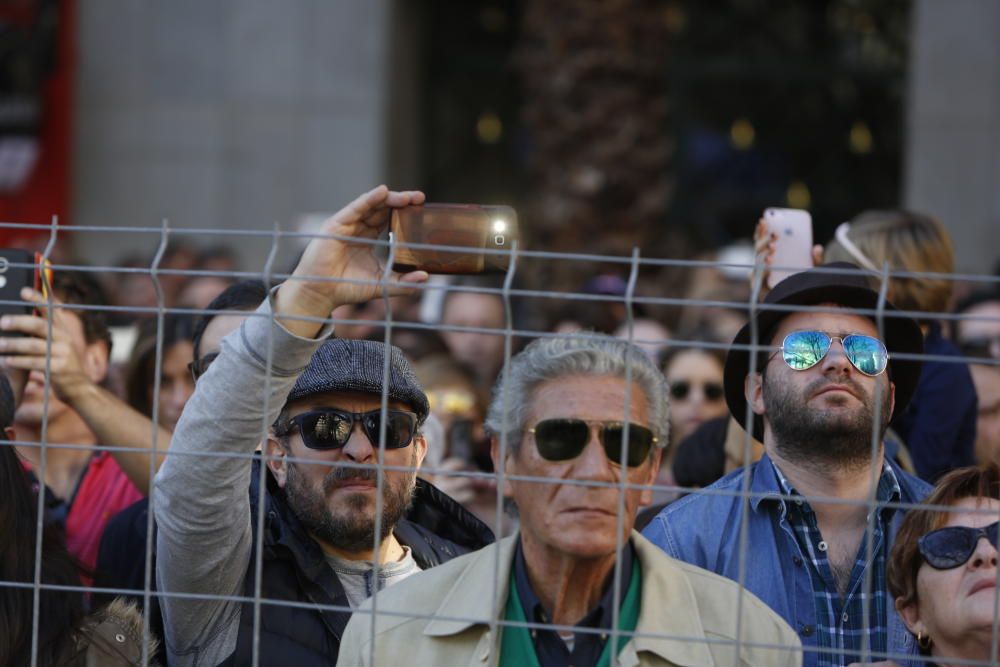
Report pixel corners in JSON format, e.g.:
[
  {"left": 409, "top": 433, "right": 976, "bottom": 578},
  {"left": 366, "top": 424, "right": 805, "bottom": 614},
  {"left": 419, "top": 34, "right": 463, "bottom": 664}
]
[{"left": 724, "top": 262, "right": 924, "bottom": 441}]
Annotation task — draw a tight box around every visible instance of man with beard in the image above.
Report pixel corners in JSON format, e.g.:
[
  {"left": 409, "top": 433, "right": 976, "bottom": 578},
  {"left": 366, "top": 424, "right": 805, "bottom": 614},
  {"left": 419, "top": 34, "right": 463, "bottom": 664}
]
[
  {"left": 643, "top": 263, "right": 931, "bottom": 667},
  {"left": 153, "top": 186, "right": 493, "bottom": 667}
]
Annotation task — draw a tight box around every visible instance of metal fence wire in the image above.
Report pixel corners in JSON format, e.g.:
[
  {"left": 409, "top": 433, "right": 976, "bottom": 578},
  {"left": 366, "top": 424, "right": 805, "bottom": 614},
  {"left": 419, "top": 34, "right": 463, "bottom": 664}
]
[{"left": 2, "top": 219, "right": 999, "bottom": 667}]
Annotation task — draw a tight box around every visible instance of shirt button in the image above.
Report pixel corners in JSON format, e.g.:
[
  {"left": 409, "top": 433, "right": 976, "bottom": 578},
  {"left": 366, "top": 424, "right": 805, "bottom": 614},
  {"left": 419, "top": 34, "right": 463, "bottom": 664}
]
[
  {"left": 818, "top": 540, "right": 828, "bottom": 552},
  {"left": 792, "top": 555, "right": 803, "bottom": 566},
  {"left": 842, "top": 612, "right": 849, "bottom": 623},
  {"left": 801, "top": 625, "right": 814, "bottom": 637}
]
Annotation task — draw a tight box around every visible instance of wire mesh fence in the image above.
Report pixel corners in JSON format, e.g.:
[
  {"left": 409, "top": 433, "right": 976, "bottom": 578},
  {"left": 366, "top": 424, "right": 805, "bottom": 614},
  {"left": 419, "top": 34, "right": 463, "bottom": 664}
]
[{"left": 1, "top": 216, "right": 999, "bottom": 666}]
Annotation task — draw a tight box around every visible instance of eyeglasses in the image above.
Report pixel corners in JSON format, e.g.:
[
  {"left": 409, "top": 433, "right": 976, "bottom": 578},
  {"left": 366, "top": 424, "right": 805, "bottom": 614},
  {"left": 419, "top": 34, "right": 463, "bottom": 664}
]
[
  {"left": 918, "top": 521, "right": 999, "bottom": 570},
  {"left": 188, "top": 352, "right": 219, "bottom": 383},
  {"left": 279, "top": 409, "right": 418, "bottom": 451},
  {"left": 528, "top": 418, "right": 657, "bottom": 468},
  {"left": 779, "top": 330, "right": 889, "bottom": 377},
  {"left": 669, "top": 380, "right": 724, "bottom": 402}
]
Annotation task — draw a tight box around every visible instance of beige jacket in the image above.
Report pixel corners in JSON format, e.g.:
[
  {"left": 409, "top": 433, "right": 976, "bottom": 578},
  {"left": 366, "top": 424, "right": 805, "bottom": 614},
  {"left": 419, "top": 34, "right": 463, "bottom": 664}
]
[{"left": 338, "top": 532, "right": 802, "bottom": 667}]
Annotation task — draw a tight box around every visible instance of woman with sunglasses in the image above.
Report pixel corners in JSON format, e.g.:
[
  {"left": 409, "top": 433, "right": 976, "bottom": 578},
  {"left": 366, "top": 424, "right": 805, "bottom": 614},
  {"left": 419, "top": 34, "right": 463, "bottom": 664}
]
[
  {"left": 661, "top": 344, "right": 729, "bottom": 447},
  {"left": 887, "top": 463, "right": 1000, "bottom": 666},
  {"left": 646, "top": 344, "right": 729, "bottom": 505}
]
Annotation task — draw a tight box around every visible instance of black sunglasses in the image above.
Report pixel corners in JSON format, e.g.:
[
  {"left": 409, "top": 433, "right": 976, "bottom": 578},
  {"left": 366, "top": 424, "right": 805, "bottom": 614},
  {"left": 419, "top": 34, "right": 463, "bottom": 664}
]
[
  {"left": 959, "top": 337, "right": 1000, "bottom": 362},
  {"left": 188, "top": 352, "right": 219, "bottom": 383},
  {"left": 669, "top": 380, "right": 724, "bottom": 402},
  {"left": 528, "top": 418, "right": 657, "bottom": 468},
  {"left": 918, "top": 521, "right": 999, "bottom": 570},
  {"left": 279, "top": 408, "right": 418, "bottom": 451}
]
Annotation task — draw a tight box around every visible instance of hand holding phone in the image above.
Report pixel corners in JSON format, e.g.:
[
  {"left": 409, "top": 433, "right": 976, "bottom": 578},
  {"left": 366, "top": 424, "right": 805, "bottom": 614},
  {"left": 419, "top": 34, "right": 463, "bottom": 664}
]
[
  {"left": 390, "top": 203, "right": 518, "bottom": 275},
  {"left": 756, "top": 208, "right": 817, "bottom": 289},
  {"left": 0, "top": 286, "right": 96, "bottom": 404}
]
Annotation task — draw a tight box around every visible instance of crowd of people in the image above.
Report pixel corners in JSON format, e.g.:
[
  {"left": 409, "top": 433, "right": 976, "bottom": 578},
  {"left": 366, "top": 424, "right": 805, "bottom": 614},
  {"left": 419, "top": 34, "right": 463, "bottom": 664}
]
[{"left": 1, "top": 184, "right": 999, "bottom": 666}]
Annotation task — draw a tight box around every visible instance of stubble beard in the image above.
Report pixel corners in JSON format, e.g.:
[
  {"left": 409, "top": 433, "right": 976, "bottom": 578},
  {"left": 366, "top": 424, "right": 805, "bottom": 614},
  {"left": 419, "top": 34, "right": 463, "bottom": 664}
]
[
  {"left": 284, "top": 450, "right": 418, "bottom": 554},
  {"left": 763, "top": 374, "right": 892, "bottom": 473}
]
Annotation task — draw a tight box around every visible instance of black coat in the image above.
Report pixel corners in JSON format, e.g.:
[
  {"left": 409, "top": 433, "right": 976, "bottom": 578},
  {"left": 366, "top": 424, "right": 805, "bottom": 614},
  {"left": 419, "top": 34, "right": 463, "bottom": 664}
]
[
  {"left": 99, "top": 460, "right": 494, "bottom": 666},
  {"left": 221, "top": 461, "right": 494, "bottom": 665}
]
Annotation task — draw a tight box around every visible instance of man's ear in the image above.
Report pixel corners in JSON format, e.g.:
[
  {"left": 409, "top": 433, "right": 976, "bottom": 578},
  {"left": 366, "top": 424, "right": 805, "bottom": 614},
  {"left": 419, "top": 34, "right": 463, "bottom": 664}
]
[
  {"left": 83, "top": 341, "right": 110, "bottom": 384},
  {"left": 489, "top": 436, "right": 515, "bottom": 498},
  {"left": 4, "top": 426, "right": 16, "bottom": 442},
  {"left": 412, "top": 433, "right": 428, "bottom": 470},
  {"left": 746, "top": 372, "right": 766, "bottom": 416},
  {"left": 265, "top": 435, "right": 289, "bottom": 488},
  {"left": 639, "top": 447, "right": 663, "bottom": 507},
  {"left": 885, "top": 377, "right": 897, "bottom": 421}
]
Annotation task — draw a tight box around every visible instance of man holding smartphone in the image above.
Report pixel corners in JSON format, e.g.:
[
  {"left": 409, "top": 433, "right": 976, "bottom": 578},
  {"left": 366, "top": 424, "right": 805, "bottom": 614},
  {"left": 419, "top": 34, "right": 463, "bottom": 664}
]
[
  {"left": 643, "top": 264, "right": 932, "bottom": 666},
  {"left": 152, "top": 187, "right": 492, "bottom": 666},
  {"left": 0, "top": 271, "right": 160, "bottom": 575}
]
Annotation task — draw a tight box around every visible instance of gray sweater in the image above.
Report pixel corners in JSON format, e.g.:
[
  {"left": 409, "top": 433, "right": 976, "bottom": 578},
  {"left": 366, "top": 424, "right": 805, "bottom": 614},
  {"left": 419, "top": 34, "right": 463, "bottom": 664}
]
[{"left": 153, "top": 298, "right": 331, "bottom": 667}]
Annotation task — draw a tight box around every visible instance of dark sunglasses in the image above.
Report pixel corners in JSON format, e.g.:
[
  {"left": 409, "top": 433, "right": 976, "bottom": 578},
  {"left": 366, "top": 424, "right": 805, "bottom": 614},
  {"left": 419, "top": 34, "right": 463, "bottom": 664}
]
[
  {"left": 669, "top": 380, "right": 724, "bottom": 402},
  {"left": 188, "top": 352, "right": 219, "bottom": 383},
  {"left": 279, "top": 408, "right": 417, "bottom": 451},
  {"left": 959, "top": 337, "right": 1000, "bottom": 362},
  {"left": 528, "top": 418, "right": 657, "bottom": 468},
  {"left": 779, "top": 330, "right": 889, "bottom": 377},
  {"left": 918, "top": 521, "right": 999, "bottom": 570}
]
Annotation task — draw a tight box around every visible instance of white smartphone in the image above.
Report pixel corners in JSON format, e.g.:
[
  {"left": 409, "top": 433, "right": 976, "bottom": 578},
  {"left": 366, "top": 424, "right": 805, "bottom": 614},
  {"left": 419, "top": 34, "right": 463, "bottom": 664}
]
[{"left": 763, "top": 207, "right": 813, "bottom": 288}]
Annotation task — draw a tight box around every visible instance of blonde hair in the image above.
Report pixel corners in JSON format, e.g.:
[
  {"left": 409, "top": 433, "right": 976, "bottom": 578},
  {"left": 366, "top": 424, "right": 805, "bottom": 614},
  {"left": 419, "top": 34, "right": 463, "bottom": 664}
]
[{"left": 824, "top": 210, "right": 954, "bottom": 316}]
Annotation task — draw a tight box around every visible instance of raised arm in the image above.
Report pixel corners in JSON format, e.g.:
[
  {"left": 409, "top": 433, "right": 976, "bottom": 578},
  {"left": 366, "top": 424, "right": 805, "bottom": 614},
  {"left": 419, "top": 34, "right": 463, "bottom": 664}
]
[
  {"left": 0, "top": 289, "right": 171, "bottom": 492},
  {"left": 152, "top": 185, "right": 428, "bottom": 665}
]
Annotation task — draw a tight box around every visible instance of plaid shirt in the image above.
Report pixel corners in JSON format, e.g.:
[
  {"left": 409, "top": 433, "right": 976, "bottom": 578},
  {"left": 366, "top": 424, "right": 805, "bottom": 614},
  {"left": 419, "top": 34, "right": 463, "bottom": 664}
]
[{"left": 772, "top": 461, "right": 901, "bottom": 667}]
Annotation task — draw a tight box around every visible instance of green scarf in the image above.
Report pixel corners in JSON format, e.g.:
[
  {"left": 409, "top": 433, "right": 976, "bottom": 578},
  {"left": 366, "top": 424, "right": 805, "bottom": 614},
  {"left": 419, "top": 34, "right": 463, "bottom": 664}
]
[{"left": 499, "top": 562, "right": 642, "bottom": 667}]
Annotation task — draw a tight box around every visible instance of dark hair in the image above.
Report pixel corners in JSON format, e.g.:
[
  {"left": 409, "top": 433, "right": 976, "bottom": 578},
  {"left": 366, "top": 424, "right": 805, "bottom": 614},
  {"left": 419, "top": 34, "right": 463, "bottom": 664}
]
[
  {"left": 658, "top": 335, "right": 727, "bottom": 376},
  {"left": 0, "top": 371, "right": 15, "bottom": 430},
  {"left": 52, "top": 270, "right": 113, "bottom": 357},
  {"left": 124, "top": 315, "right": 197, "bottom": 419},
  {"left": 196, "top": 244, "right": 238, "bottom": 268},
  {"left": 191, "top": 280, "right": 268, "bottom": 360},
  {"left": 671, "top": 416, "right": 728, "bottom": 490},
  {"left": 887, "top": 464, "right": 1000, "bottom": 614},
  {"left": 0, "top": 376, "right": 86, "bottom": 665}
]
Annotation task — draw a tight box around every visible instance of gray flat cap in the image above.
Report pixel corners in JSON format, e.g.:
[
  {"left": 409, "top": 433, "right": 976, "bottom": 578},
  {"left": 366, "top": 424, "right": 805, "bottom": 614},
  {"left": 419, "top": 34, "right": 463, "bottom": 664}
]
[{"left": 286, "top": 338, "right": 429, "bottom": 423}]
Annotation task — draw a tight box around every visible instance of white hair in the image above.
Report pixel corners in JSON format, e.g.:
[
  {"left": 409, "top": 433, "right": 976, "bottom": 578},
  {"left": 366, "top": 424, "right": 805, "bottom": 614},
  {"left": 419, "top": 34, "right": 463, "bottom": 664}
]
[{"left": 485, "top": 333, "right": 670, "bottom": 455}]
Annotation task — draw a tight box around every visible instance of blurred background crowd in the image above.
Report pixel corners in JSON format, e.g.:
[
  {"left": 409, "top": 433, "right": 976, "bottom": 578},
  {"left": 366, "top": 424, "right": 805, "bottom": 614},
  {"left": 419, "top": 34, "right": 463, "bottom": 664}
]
[
  {"left": 0, "top": 0, "right": 996, "bottom": 538},
  {"left": 0, "top": 0, "right": 998, "bottom": 663}
]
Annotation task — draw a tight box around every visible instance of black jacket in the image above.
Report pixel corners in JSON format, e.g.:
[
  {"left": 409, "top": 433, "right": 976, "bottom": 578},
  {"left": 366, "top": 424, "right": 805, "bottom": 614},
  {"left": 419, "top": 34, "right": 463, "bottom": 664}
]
[{"left": 215, "top": 460, "right": 494, "bottom": 666}]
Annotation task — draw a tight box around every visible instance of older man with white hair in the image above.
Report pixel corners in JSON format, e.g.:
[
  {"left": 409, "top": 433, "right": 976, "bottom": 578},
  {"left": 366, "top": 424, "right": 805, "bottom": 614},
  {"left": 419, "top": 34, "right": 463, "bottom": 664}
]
[{"left": 338, "top": 334, "right": 801, "bottom": 666}]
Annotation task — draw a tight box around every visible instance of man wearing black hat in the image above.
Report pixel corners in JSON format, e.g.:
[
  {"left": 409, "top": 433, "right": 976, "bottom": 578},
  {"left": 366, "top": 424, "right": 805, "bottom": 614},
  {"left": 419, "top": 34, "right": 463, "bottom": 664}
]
[
  {"left": 153, "top": 187, "right": 493, "bottom": 667},
  {"left": 643, "top": 263, "right": 932, "bottom": 667}
]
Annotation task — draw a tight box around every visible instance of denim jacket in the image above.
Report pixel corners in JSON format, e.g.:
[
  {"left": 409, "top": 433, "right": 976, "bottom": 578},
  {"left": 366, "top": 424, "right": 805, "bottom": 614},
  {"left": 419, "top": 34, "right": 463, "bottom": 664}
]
[{"left": 641, "top": 454, "right": 932, "bottom": 667}]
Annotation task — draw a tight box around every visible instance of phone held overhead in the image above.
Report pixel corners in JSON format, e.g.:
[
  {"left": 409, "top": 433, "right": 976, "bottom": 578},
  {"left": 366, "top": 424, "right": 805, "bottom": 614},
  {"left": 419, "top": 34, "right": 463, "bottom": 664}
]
[
  {"left": 390, "top": 203, "right": 518, "bottom": 275},
  {"left": 762, "top": 207, "right": 813, "bottom": 288}
]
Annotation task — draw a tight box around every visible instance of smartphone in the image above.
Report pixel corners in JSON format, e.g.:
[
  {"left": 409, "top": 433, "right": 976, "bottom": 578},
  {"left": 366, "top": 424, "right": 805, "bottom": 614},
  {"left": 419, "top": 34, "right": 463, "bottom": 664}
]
[
  {"left": 763, "top": 208, "right": 813, "bottom": 288},
  {"left": 0, "top": 249, "right": 36, "bottom": 319},
  {"left": 390, "top": 204, "right": 518, "bottom": 274}
]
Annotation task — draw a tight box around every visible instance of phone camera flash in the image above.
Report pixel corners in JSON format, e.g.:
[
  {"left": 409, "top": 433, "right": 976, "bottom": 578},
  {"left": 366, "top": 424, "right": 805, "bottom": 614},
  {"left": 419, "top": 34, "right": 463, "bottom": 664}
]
[{"left": 492, "top": 219, "right": 507, "bottom": 234}]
